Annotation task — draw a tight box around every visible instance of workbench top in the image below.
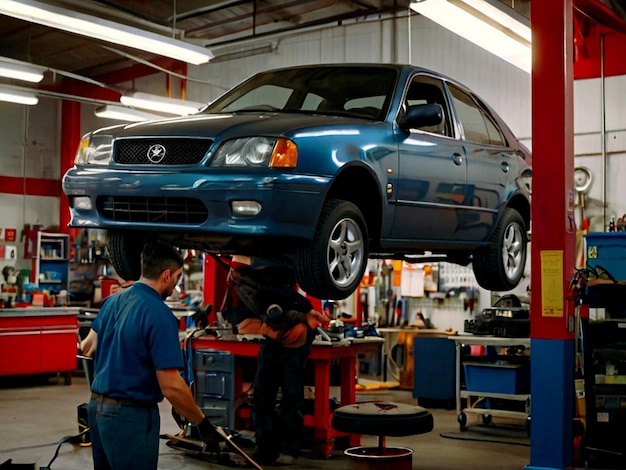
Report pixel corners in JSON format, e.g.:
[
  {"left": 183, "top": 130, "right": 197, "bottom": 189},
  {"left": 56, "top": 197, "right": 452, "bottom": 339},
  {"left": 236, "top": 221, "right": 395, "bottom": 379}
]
[
  {"left": 448, "top": 334, "right": 531, "bottom": 347},
  {"left": 377, "top": 327, "right": 450, "bottom": 336},
  {"left": 0, "top": 307, "right": 81, "bottom": 317}
]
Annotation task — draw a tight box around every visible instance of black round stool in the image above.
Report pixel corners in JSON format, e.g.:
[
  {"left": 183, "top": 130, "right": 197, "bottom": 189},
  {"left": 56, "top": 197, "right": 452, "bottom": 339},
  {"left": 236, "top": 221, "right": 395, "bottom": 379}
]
[{"left": 332, "top": 402, "right": 434, "bottom": 470}]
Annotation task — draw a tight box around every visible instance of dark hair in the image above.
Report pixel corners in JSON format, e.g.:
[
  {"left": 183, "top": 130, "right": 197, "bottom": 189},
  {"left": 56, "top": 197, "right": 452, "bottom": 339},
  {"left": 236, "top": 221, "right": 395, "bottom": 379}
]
[{"left": 141, "top": 242, "right": 184, "bottom": 280}]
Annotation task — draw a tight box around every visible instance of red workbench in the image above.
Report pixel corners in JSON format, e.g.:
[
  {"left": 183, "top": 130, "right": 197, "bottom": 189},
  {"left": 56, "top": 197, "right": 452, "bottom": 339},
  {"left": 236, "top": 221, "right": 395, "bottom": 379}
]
[{"left": 191, "top": 337, "right": 383, "bottom": 457}]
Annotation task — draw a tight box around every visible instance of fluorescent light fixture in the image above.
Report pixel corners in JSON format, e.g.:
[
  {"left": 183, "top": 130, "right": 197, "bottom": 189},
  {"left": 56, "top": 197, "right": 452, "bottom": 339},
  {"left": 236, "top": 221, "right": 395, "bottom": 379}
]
[
  {"left": 0, "top": 87, "right": 38, "bottom": 105},
  {"left": 95, "top": 105, "right": 164, "bottom": 122},
  {"left": 121, "top": 92, "right": 205, "bottom": 116},
  {"left": 410, "top": 0, "right": 531, "bottom": 73},
  {"left": 0, "top": 0, "right": 214, "bottom": 65},
  {"left": 0, "top": 59, "right": 45, "bottom": 83},
  {"left": 458, "top": 0, "right": 531, "bottom": 42}
]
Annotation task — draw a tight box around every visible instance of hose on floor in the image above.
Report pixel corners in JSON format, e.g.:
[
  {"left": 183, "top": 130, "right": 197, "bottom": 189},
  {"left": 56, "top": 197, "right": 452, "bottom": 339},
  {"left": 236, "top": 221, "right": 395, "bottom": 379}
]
[{"left": 39, "top": 428, "right": 90, "bottom": 470}]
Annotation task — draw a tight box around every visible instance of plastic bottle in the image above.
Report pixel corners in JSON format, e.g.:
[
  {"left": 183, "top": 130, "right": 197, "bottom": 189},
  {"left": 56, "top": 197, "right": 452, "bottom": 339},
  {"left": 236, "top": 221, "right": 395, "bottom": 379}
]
[{"left": 608, "top": 216, "right": 616, "bottom": 232}]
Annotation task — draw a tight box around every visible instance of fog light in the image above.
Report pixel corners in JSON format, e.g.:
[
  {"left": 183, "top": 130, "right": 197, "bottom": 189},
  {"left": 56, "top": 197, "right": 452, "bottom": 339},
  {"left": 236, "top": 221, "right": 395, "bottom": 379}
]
[
  {"left": 231, "top": 201, "right": 261, "bottom": 216},
  {"left": 73, "top": 196, "right": 93, "bottom": 210}
]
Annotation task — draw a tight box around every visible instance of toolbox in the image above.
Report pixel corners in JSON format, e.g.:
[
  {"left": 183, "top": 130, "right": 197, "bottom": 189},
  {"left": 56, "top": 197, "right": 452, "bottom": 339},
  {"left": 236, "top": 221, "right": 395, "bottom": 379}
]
[
  {"left": 194, "top": 349, "right": 235, "bottom": 429},
  {"left": 585, "top": 232, "right": 626, "bottom": 281},
  {"left": 464, "top": 307, "right": 529, "bottom": 338}
]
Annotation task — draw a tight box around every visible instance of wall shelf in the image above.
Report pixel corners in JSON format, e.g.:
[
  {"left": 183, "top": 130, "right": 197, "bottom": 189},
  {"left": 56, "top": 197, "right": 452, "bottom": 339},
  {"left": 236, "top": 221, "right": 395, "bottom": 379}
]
[{"left": 33, "top": 232, "right": 70, "bottom": 298}]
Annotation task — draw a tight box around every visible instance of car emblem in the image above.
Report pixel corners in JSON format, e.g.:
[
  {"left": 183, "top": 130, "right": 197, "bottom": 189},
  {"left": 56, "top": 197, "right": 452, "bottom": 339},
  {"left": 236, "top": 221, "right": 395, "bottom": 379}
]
[{"left": 147, "top": 144, "right": 166, "bottom": 163}]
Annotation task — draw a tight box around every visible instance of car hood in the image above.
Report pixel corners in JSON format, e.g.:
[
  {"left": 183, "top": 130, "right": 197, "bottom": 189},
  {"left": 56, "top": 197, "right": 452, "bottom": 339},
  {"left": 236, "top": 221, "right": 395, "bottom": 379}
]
[{"left": 94, "top": 112, "right": 379, "bottom": 140}]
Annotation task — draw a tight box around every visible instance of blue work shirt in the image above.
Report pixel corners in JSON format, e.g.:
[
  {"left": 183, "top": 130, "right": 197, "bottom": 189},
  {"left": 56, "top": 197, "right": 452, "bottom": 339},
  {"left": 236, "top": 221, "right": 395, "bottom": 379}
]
[{"left": 90, "top": 282, "right": 183, "bottom": 403}]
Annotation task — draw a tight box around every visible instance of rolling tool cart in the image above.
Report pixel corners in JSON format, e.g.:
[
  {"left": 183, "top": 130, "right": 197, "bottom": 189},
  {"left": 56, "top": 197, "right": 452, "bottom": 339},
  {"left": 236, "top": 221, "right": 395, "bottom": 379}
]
[{"left": 449, "top": 335, "right": 531, "bottom": 433}]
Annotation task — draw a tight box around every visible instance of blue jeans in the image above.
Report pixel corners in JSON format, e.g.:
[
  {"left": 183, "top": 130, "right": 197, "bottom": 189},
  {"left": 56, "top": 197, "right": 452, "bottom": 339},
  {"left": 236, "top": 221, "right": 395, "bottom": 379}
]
[{"left": 88, "top": 398, "right": 160, "bottom": 470}]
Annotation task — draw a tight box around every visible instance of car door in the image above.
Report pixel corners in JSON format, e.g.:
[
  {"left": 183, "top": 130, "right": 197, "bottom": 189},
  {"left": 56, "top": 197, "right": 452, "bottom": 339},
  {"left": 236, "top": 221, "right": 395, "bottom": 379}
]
[
  {"left": 446, "top": 82, "right": 513, "bottom": 242},
  {"left": 391, "top": 74, "right": 468, "bottom": 242}
]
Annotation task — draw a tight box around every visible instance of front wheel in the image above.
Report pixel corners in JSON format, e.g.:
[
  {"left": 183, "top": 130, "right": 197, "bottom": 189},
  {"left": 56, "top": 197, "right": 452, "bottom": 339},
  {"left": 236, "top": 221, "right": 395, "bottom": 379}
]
[
  {"left": 296, "top": 199, "right": 368, "bottom": 300},
  {"left": 473, "top": 208, "right": 527, "bottom": 292},
  {"left": 107, "top": 231, "right": 143, "bottom": 281}
]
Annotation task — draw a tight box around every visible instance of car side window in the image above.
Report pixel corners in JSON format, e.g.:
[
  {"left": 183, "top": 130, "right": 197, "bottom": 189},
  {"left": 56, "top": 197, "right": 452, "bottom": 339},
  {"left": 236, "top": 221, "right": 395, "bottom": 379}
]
[
  {"left": 403, "top": 76, "right": 451, "bottom": 136},
  {"left": 447, "top": 84, "right": 506, "bottom": 146}
]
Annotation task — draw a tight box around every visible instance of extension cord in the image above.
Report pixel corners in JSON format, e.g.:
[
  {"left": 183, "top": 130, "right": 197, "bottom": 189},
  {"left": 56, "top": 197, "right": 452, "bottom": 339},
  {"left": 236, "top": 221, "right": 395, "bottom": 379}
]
[{"left": 41, "top": 429, "right": 90, "bottom": 469}]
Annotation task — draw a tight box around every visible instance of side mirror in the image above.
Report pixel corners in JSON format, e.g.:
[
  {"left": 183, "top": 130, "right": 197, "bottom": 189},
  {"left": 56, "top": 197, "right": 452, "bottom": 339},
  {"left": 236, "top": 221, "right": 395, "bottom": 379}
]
[{"left": 398, "top": 103, "right": 443, "bottom": 130}]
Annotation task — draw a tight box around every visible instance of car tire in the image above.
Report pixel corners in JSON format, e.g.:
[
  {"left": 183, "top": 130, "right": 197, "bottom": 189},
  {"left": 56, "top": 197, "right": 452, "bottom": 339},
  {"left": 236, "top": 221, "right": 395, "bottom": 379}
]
[
  {"left": 473, "top": 207, "right": 527, "bottom": 292},
  {"left": 296, "top": 199, "right": 368, "bottom": 300},
  {"left": 108, "top": 231, "right": 143, "bottom": 281}
]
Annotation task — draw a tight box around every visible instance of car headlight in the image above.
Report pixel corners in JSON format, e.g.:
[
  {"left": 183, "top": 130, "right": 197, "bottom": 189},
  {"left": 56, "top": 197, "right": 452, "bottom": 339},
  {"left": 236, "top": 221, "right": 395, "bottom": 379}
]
[
  {"left": 210, "top": 137, "right": 297, "bottom": 168},
  {"left": 75, "top": 134, "right": 113, "bottom": 165}
]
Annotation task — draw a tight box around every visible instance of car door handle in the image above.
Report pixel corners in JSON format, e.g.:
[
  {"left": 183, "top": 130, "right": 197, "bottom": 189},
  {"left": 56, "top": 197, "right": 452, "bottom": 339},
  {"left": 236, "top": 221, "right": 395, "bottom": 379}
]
[
  {"left": 452, "top": 153, "right": 463, "bottom": 166},
  {"left": 501, "top": 161, "right": 510, "bottom": 173}
]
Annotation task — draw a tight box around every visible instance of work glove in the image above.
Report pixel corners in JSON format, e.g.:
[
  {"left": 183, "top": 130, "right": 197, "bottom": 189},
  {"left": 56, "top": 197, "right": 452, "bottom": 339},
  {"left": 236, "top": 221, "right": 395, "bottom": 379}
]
[
  {"left": 237, "top": 317, "right": 308, "bottom": 348},
  {"left": 197, "top": 416, "right": 222, "bottom": 453},
  {"left": 306, "top": 310, "right": 330, "bottom": 330},
  {"left": 171, "top": 407, "right": 188, "bottom": 430}
]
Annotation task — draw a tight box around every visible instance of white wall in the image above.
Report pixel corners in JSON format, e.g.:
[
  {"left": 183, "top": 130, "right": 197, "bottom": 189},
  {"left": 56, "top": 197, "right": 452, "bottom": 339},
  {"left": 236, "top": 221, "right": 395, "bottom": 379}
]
[
  {"left": 574, "top": 75, "right": 626, "bottom": 232},
  {"left": 0, "top": 97, "right": 60, "bottom": 277}
]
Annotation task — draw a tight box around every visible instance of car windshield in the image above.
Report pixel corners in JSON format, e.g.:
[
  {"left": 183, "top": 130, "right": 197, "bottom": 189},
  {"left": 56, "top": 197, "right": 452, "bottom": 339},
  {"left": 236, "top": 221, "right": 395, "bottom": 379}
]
[{"left": 202, "top": 65, "right": 398, "bottom": 121}]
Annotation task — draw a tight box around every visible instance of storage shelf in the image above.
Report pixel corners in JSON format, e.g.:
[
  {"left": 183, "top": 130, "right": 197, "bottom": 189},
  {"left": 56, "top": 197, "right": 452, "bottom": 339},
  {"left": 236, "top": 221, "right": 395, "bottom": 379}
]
[
  {"left": 462, "top": 407, "right": 528, "bottom": 420},
  {"left": 581, "top": 318, "right": 626, "bottom": 467},
  {"left": 33, "top": 232, "right": 70, "bottom": 297},
  {"left": 460, "top": 390, "right": 530, "bottom": 401}
]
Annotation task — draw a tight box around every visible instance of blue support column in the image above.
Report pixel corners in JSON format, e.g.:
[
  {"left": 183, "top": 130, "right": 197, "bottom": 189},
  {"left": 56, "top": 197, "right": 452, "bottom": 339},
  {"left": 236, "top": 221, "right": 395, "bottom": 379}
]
[{"left": 525, "top": 338, "right": 574, "bottom": 470}]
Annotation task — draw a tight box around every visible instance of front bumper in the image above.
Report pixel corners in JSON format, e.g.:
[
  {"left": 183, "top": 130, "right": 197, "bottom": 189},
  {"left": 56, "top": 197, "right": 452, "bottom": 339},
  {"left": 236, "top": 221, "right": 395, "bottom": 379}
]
[{"left": 62, "top": 168, "right": 330, "bottom": 242}]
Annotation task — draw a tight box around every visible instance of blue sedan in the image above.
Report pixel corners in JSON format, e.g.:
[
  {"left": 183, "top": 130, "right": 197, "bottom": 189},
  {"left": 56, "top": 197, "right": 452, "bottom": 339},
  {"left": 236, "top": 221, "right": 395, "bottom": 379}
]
[{"left": 63, "top": 63, "right": 531, "bottom": 299}]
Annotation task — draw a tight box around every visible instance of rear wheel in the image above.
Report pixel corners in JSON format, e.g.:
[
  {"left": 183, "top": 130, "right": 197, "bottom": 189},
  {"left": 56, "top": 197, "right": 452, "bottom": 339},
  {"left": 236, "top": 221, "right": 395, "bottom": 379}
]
[
  {"left": 296, "top": 199, "right": 368, "bottom": 300},
  {"left": 473, "top": 208, "right": 527, "bottom": 292},
  {"left": 108, "top": 231, "right": 143, "bottom": 281}
]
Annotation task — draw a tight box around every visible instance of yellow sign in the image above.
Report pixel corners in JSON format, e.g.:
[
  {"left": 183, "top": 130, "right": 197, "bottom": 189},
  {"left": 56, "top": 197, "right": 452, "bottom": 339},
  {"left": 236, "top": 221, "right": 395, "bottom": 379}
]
[{"left": 541, "top": 250, "right": 564, "bottom": 317}]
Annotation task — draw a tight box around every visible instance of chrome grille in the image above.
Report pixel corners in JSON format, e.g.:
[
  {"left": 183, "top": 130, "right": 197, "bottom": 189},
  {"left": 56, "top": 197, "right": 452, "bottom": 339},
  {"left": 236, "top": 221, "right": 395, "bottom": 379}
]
[
  {"left": 114, "top": 138, "right": 213, "bottom": 165},
  {"left": 98, "top": 197, "right": 208, "bottom": 224}
]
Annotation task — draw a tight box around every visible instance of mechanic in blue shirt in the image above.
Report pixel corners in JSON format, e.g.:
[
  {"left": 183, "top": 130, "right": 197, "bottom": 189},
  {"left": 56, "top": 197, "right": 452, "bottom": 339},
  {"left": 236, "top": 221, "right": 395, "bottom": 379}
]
[{"left": 80, "top": 242, "right": 220, "bottom": 470}]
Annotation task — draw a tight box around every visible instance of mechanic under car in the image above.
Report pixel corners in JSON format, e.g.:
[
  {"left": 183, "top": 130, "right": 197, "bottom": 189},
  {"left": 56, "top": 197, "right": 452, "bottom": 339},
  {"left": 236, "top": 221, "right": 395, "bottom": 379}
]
[{"left": 221, "top": 255, "right": 328, "bottom": 466}]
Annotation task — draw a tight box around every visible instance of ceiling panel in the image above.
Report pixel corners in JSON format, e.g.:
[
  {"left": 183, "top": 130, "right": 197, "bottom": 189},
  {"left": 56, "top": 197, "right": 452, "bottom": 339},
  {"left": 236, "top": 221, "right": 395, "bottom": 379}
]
[{"left": 0, "top": 0, "right": 411, "bottom": 86}]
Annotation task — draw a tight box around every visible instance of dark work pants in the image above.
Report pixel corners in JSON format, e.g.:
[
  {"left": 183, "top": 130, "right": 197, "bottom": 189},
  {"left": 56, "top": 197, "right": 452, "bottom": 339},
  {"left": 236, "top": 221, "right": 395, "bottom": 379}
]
[
  {"left": 252, "top": 337, "right": 312, "bottom": 459},
  {"left": 88, "top": 398, "right": 160, "bottom": 470}
]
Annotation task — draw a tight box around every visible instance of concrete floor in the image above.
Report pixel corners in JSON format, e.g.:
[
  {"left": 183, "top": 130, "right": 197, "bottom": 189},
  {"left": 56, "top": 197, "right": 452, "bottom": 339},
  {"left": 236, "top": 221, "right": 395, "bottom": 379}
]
[{"left": 0, "top": 373, "right": 532, "bottom": 470}]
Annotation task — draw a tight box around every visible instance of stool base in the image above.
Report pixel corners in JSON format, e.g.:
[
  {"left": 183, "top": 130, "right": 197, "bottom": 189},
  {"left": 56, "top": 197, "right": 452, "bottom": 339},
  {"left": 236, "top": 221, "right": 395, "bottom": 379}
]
[{"left": 344, "top": 446, "right": 413, "bottom": 470}]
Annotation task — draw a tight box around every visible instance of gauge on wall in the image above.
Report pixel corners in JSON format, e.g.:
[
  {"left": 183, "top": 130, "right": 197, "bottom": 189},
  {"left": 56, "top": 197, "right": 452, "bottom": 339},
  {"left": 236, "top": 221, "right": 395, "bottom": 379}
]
[{"left": 574, "top": 166, "right": 592, "bottom": 194}]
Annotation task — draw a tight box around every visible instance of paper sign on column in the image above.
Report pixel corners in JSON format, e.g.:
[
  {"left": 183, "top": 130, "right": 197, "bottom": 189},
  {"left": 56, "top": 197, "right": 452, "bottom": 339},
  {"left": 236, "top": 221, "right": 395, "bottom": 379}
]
[{"left": 541, "top": 250, "right": 564, "bottom": 317}]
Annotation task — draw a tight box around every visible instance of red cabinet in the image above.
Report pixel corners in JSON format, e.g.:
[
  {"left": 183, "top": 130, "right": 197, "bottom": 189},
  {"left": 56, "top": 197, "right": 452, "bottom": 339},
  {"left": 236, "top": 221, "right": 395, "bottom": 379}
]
[{"left": 0, "top": 309, "right": 79, "bottom": 382}]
